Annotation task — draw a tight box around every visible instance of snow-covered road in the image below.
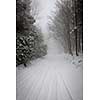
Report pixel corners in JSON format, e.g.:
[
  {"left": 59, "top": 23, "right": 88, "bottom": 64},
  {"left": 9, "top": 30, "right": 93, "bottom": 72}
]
[{"left": 16, "top": 38, "right": 83, "bottom": 100}]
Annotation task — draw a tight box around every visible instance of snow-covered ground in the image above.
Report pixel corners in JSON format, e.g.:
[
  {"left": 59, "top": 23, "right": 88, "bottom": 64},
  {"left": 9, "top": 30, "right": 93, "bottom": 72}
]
[{"left": 16, "top": 38, "right": 83, "bottom": 100}]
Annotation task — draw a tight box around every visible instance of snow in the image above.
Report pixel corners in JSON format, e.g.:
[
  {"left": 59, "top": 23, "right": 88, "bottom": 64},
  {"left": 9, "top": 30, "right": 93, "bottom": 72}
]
[{"left": 16, "top": 38, "right": 83, "bottom": 100}]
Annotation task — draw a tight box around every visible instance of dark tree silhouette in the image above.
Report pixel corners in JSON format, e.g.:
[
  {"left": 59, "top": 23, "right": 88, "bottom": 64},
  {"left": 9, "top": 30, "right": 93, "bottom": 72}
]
[{"left": 16, "top": 0, "right": 47, "bottom": 66}]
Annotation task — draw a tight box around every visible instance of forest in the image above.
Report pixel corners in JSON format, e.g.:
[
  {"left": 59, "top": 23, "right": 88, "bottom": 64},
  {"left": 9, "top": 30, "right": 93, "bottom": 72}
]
[
  {"left": 16, "top": 0, "right": 47, "bottom": 66},
  {"left": 49, "top": 0, "right": 83, "bottom": 56},
  {"left": 16, "top": 0, "right": 83, "bottom": 100},
  {"left": 16, "top": 0, "right": 83, "bottom": 66}
]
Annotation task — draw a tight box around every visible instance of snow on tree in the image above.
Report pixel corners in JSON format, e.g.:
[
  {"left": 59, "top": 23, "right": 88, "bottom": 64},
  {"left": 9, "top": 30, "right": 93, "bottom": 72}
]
[
  {"left": 49, "top": 0, "right": 83, "bottom": 56},
  {"left": 16, "top": 0, "right": 47, "bottom": 66}
]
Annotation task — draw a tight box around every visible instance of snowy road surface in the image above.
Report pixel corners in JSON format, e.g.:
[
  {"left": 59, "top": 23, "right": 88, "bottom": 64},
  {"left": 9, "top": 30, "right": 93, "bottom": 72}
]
[{"left": 16, "top": 38, "right": 83, "bottom": 100}]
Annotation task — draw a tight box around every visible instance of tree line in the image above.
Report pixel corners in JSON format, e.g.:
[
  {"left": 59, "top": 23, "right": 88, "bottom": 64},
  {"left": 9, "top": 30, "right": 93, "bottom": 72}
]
[
  {"left": 16, "top": 0, "right": 47, "bottom": 67},
  {"left": 49, "top": 0, "right": 83, "bottom": 56}
]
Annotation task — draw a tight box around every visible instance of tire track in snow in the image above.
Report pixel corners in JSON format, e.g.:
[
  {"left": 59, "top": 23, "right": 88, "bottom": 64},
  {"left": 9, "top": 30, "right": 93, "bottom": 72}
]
[
  {"left": 17, "top": 64, "right": 47, "bottom": 100},
  {"left": 57, "top": 71, "right": 74, "bottom": 100},
  {"left": 17, "top": 55, "right": 82, "bottom": 100},
  {"left": 23, "top": 67, "right": 45, "bottom": 100},
  {"left": 33, "top": 66, "right": 50, "bottom": 100}
]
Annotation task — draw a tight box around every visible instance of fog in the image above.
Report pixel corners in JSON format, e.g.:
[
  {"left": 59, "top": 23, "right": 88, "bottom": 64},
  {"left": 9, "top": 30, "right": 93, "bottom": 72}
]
[{"left": 32, "top": 0, "right": 56, "bottom": 34}]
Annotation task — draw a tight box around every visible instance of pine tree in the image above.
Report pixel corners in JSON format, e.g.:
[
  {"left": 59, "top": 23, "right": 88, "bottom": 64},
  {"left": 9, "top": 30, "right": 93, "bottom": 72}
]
[{"left": 16, "top": 0, "right": 47, "bottom": 66}]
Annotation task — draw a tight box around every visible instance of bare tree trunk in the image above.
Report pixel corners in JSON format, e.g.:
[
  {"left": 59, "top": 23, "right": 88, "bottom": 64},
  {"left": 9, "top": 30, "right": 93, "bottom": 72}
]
[
  {"left": 75, "top": 29, "right": 78, "bottom": 56},
  {"left": 74, "top": 0, "right": 79, "bottom": 56},
  {"left": 67, "top": 36, "right": 73, "bottom": 56},
  {"left": 63, "top": 37, "right": 68, "bottom": 53},
  {"left": 66, "top": 25, "right": 73, "bottom": 56},
  {"left": 81, "top": 34, "right": 83, "bottom": 53},
  {"left": 78, "top": 32, "right": 81, "bottom": 52}
]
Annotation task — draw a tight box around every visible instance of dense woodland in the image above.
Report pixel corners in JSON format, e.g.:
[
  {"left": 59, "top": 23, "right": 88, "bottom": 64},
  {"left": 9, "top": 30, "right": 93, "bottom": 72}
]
[
  {"left": 16, "top": 0, "right": 83, "bottom": 67},
  {"left": 16, "top": 1, "right": 83, "bottom": 99},
  {"left": 49, "top": 0, "right": 83, "bottom": 56},
  {"left": 16, "top": 0, "right": 47, "bottom": 66}
]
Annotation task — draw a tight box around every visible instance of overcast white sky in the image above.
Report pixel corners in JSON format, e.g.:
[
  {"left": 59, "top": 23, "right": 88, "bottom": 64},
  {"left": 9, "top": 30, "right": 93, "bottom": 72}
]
[{"left": 32, "top": 0, "right": 56, "bottom": 33}]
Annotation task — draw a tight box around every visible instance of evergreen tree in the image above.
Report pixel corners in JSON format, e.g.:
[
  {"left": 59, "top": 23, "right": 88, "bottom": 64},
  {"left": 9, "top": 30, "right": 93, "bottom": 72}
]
[{"left": 16, "top": 0, "right": 47, "bottom": 66}]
